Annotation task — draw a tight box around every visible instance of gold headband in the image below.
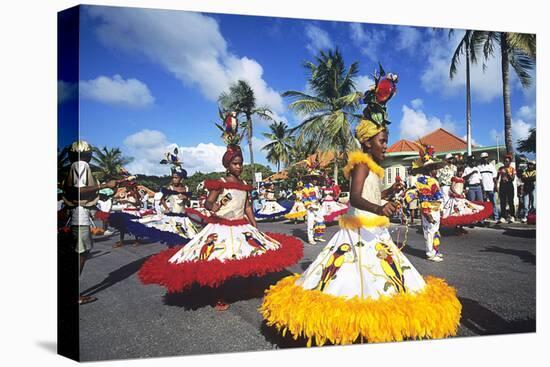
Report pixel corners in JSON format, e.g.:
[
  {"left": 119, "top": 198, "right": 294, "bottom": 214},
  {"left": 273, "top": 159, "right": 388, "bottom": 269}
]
[{"left": 355, "top": 119, "right": 386, "bottom": 144}]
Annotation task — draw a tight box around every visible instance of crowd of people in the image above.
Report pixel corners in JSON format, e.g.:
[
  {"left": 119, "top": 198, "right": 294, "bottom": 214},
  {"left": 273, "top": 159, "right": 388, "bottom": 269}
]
[{"left": 401, "top": 151, "right": 536, "bottom": 226}]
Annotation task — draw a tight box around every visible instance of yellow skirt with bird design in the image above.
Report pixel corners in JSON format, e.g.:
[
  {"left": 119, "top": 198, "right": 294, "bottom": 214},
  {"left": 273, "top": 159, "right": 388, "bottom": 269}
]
[{"left": 260, "top": 216, "right": 462, "bottom": 346}]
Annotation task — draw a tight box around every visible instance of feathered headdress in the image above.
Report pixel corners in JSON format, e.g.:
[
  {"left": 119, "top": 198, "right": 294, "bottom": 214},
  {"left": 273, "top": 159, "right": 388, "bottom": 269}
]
[
  {"left": 304, "top": 156, "right": 322, "bottom": 177},
  {"left": 356, "top": 63, "right": 398, "bottom": 143},
  {"left": 160, "top": 147, "right": 187, "bottom": 178},
  {"left": 411, "top": 142, "right": 446, "bottom": 174},
  {"left": 216, "top": 110, "right": 244, "bottom": 168}
]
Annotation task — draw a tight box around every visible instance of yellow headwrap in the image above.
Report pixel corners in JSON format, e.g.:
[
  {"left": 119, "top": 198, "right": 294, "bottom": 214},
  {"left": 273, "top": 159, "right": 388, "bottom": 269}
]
[{"left": 355, "top": 119, "right": 386, "bottom": 144}]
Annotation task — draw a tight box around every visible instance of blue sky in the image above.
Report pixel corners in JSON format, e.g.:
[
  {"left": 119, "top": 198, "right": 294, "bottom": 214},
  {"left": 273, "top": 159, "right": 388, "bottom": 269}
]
[{"left": 58, "top": 5, "right": 536, "bottom": 175}]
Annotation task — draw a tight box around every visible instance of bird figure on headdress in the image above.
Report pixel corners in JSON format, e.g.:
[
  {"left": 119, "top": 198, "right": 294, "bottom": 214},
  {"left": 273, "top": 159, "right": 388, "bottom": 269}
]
[
  {"left": 160, "top": 147, "right": 181, "bottom": 167},
  {"left": 363, "top": 63, "right": 398, "bottom": 106},
  {"left": 215, "top": 110, "right": 242, "bottom": 146}
]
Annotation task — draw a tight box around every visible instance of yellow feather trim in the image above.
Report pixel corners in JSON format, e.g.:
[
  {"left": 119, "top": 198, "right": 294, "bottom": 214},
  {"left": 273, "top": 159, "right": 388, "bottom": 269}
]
[
  {"left": 338, "top": 214, "right": 389, "bottom": 229},
  {"left": 260, "top": 275, "right": 462, "bottom": 346},
  {"left": 284, "top": 211, "right": 307, "bottom": 220},
  {"left": 343, "top": 151, "right": 384, "bottom": 179}
]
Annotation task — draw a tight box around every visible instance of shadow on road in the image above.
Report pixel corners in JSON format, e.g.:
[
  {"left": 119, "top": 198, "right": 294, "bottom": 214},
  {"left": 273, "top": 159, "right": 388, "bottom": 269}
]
[
  {"left": 35, "top": 340, "right": 57, "bottom": 354},
  {"left": 299, "top": 260, "right": 313, "bottom": 271},
  {"left": 80, "top": 255, "right": 151, "bottom": 297},
  {"left": 400, "top": 245, "right": 426, "bottom": 260},
  {"left": 88, "top": 250, "right": 111, "bottom": 260},
  {"left": 291, "top": 228, "right": 307, "bottom": 242},
  {"left": 163, "top": 270, "right": 294, "bottom": 310},
  {"left": 459, "top": 297, "right": 536, "bottom": 335},
  {"left": 260, "top": 321, "right": 308, "bottom": 349},
  {"left": 501, "top": 228, "right": 536, "bottom": 239},
  {"left": 479, "top": 246, "right": 536, "bottom": 265}
]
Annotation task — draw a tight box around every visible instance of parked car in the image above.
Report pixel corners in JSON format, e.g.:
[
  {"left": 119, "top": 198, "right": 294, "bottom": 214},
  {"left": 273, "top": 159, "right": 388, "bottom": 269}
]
[{"left": 338, "top": 191, "right": 350, "bottom": 204}]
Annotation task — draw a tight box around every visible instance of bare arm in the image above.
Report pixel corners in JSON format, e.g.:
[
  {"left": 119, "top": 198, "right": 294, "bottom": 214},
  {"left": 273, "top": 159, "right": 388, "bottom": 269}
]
[
  {"left": 244, "top": 193, "right": 257, "bottom": 227},
  {"left": 204, "top": 189, "right": 221, "bottom": 212},
  {"left": 349, "top": 163, "right": 396, "bottom": 217}
]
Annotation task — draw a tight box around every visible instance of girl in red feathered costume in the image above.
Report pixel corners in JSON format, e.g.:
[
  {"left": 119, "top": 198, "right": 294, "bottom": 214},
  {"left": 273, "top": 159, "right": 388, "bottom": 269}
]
[{"left": 138, "top": 112, "right": 303, "bottom": 311}]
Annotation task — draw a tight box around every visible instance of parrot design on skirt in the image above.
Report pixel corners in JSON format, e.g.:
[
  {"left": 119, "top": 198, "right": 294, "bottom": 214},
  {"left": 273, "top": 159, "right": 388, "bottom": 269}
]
[
  {"left": 316, "top": 243, "right": 352, "bottom": 291},
  {"left": 199, "top": 233, "right": 220, "bottom": 261},
  {"left": 375, "top": 242, "right": 407, "bottom": 293},
  {"left": 243, "top": 232, "right": 267, "bottom": 254}
]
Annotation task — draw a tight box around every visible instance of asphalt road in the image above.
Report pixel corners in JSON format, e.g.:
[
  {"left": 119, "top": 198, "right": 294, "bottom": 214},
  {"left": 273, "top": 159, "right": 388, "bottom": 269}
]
[{"left": 78, "top": 219, "right": 536, "bottom": 361}]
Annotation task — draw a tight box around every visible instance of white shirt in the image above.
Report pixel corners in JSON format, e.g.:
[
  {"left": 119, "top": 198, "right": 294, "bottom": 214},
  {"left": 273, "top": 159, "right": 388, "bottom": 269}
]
[
  {"left": 70, "top": 206, "right": 92, "bottom": 226},
  {"left": 462, "top": 166, "right": 482, "bottom": 185},
  {"left": 97, "top": 198, "right": 113, "bottom": 213},
  {"left": 477, "top": 163, "right": 497, "bottom": 191}
]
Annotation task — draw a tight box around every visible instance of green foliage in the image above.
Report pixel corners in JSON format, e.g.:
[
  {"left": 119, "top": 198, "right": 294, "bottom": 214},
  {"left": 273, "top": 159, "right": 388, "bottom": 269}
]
[
  {"left": 242, "top": 163, "right": 273, "bottom": 184},
  {"left": 517, "top": 127, "right": 536, "bottom": 153},
  {"left": 261, "top": 121, "right": 294, "bottom": 171},
  {"left": 91, "top": 146, "right": 134, "bottom": 181}
]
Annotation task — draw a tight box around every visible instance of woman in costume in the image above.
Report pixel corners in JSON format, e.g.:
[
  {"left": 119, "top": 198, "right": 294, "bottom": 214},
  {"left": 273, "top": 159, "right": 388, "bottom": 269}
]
[
  {"left": 320, "top": 178, "right": 349, "bottom": 223},
  {"left": 255, "top": 183, "right": 290, "bottom": 220},
  {"left": 440, "top": 169, "right": 493, "bottom": 229},
  {"left": 138, "top": 112, "right": 303, "bottom": 311},
  {"left": 284, "top": 181, "right": 307, "bottom": 223},
  {"left": 302, "top": 174, "right": 326, "bottom": 245},
  {"left": 122, "top": 149, "right": 199, "bottom": 246},
  {"left": 261, "top": 67, "right": 461, "bottom": 346}
]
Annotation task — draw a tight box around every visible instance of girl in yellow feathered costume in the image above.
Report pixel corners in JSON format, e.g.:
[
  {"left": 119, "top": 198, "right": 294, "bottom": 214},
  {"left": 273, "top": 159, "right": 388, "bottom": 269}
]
[{"left": 260, "top": 67, "right": 461, "bottom": 346}]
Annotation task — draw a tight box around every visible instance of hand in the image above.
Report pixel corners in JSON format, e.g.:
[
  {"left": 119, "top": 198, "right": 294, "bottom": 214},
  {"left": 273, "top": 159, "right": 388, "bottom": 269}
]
[
  {"left": 104, "top": 180, "right": 117, "bottom": 189},
  {"left": 377, "top": 202, "right": 397, "bottom": 217},
  {"left": 211, "top": 202, "right": 221, "bottom": 212}
]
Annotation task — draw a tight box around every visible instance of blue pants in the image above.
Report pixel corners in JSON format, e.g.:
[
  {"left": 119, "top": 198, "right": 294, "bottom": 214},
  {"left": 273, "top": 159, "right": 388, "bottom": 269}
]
[
  {"left": 466, "top": 186, "right": 483, "bottom": 202},
  {"left": 483, "top": 191, "right": 499, "bottom": 220}
]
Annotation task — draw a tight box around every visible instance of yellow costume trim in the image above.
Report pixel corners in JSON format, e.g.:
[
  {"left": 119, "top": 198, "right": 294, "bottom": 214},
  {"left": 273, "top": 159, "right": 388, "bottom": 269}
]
[
  {"left": 284, "top": 211, "right": 307, "bottom": 220},
  {"left": 343, "top": 151, "right": 384, "bottom": 179},
  {"left": 260, "top": 275, "right": 462, "bottom": 346},
  {"left": 338, "top": 214, "right": 389, "bottom": 229},
  {"left": 355, "top": 118, "right": 385, "bottom": 144}
]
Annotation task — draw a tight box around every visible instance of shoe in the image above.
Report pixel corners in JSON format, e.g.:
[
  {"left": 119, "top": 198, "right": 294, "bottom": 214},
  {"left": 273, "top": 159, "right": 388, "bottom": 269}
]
[
  {"left": 103, "top": 230, "right": 113, "bottom": 236},
  {"left": 521, "top": 218, "right": 528, "bottom": 223},
  {"left": 499, "top": 218, "right": 507, "bottom": 224},
  {"left": 508, "top": 217, "right": 516, "bottom": 223},
  {"left": 308, "top": 240, "right": 317, "bottom": 245},
  {"left": 436, "top": 253, "right": 443, "bottom": 258},
  {"left": 317, "top": 238, "right": 326, "bottom": 242},
  {"left": 427, "top": 255, "right": 443, "bottom": 262}
]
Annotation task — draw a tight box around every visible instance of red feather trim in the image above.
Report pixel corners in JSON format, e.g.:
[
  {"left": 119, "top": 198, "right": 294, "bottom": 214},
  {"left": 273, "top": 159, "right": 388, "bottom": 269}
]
[
  {"left": 324, "top": 205, "right": 349, "bottom": 222},
  {"left": 451, "top": 177, "right": 464, "bottom": 183},
  {"left": 441, "top": 201, "right": 493, "bottom": 227},
  {"left": 206, "top": 216, "right": 250, "bottom": 226},
  {"left": 204, "top": 179, "right": 253, "bottom": 192},
  {"left": 138, "top": 232, "right": 303, "bottom": 293},
  {"left": 94, "top": 211, "right": 110, "bottom": 221},
  {"left": 185, "top": 207, "right": 211, "bottom": 224}
]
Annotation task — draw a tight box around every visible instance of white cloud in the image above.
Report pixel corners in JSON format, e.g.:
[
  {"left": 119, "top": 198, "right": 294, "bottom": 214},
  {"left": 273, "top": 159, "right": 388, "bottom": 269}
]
[
  {"left": 516, "top": 104, "right": 536, "bottom": 123},
  {"left": 80, "top": 75, "right": 154, "bottom": 107},
  {"left": 420, "top": 31, "right": 504, "bottom": 103},
  {"left": 58, "top": 80, "right": 77, "bottom": 104},
  {"left": 87, "top": 7, "right": 284, "bottom": 114},
  {"left": 304, "top": 24, "right": 333, "bottom": 54},
  {"left": 355, "top": 75, "right": 375, "bottom": 93},
  {"left": 461, "top": 134, "right": 479, "bottom": 147},
  {"left": 395, "top": 26, "right": 422, "bottom": 54},
  {"left": 512, "top": 119, "right": 533, "bottom": 143},
  {"left": 123, "top": 129, "right": 226, "bottom": 175},
  {"left": 489, "top": 128, "right": 503, "bottom": 143},
  {"left": 411, "top": 98, "right": 423, "bottom": 109},
  {"left": 349, "top": 23, "right": 386, "bottom": 62},
  {"left": 399, "top": 104, "right": 457, "bottom": 140}
]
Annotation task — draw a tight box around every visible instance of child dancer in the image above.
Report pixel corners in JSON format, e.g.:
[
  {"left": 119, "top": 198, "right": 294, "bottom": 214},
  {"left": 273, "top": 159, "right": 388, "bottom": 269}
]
[
  {"left": 138, "top": 113, "right": 303, "bottom": 311},
  {"left": 261, "top": 66, "right": 461, "bottom": 345}
]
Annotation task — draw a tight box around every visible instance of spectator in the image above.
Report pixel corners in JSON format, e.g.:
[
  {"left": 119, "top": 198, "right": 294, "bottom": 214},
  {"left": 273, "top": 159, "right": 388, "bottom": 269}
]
[
  {"left": 462, "top": 155, "right": 483, "bottom": 202},
  {"left": 520, "top": 160, "right": 536, "bottom": 222},
  {"left": 497, "top": 154, "right": 516, "bottom": 223},
  {"left": 437, "top": 153, "right": 457, "bottom": 204},
  {"left": 477, "top": 152, "right": 499, "bottom": 221},
  {"left": 405, "top": 167, "right": 418, "bottom": 224}
]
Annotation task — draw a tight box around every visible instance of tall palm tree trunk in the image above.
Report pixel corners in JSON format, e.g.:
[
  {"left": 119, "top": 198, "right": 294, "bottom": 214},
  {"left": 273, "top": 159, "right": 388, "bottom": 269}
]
[
  {"left": 500, "top": 33, "right": 514, "bottom": 156},
  {"left": 247, "top": 114, "right": 256, "bottom": 185},
  {"left": 466, "top": 46, "right": 472, "bottom": 156},
  {"left": 333, "top": 159, "right": 338, "bottom": 185}
]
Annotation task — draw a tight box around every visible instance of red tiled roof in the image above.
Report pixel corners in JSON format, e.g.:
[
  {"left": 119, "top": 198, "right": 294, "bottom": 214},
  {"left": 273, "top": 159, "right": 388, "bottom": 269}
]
[{"left": 388, "top": 128, "right": 469, "bottom": 153}]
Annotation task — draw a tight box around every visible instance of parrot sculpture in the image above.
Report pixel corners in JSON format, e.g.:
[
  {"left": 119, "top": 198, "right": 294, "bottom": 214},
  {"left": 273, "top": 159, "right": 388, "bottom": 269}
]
[
  {"left": 375, "top": 242, "right": 406, "bottom": 293},
  {"left": 243, "top": 232, "right": 267, "bottom": 254},
  {"left": 316, "top": 243, "right": 352, "bottom": 291},
  {"left": 199, "top": 233, "right": 220, "bottom": 261}
]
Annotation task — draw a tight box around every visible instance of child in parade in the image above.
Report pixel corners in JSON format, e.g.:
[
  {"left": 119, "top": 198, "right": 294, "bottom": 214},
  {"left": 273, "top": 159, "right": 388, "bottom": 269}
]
[
  {"left": 261, "top": 66, "right": 461, "bottom": 345},
  {"left": 138, "top": 112, "right": 303, "bottom": 311}
]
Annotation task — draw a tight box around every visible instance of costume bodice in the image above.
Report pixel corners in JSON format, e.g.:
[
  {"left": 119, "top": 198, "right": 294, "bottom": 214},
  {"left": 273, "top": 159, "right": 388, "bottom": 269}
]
[
  {"left": 214, "top": 178, "right": 248, "bottom": 220},
  {"left": 351, "top": 171, "right": 382, "bottom": 218},
  {"left": 166, "top": 185, "right": 185, "bottom": 214}
]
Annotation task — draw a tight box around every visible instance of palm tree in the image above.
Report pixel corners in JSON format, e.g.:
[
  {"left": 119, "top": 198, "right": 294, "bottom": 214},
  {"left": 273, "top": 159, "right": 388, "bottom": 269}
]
[
  {"left": 517, "top": 127, "right": 535, "bottom": 153},
  {"left": 261, "top": 121, "right": 294, "bottom": 172},
  {"left": 290, "top": 136, "right": 319, "bottom": 163},
  {"left": 91, "top": 146, "right": 133, "bottom": 181},
  {"left": 474, "top": 32, "right": 536, "bottom": 156},
  {"left": 218, "top": 80, "right": 274, "bottom": 185},
  {"left": 449, "top": 30, "right": 485, "bottom": 156},
  {"left": 283, "top": 48, "right": 362, "bottom": 184}
]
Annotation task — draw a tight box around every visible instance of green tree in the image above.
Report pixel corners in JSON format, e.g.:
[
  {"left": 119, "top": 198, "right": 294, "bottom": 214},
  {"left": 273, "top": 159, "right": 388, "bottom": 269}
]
[
  {"left": 218, "top": 80, "right": 275, "bottom": 185},
  {"left": 289, "top": 137, "right": 319, "bottom": 163},
  {"left": 474, "top": 32, "right": 536, "bottom": 156},
  {"left": 283, "top": 48, "right": 362, "bottom": 184},
  {"left": 91, "top": 146, "right": 133, "bottom": 181},
  {"left": 517, "top": 127, "right": 536, "bottom": 153},
  {"left": 261, "top": 121, "right": 294, "bottom": 172}
]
